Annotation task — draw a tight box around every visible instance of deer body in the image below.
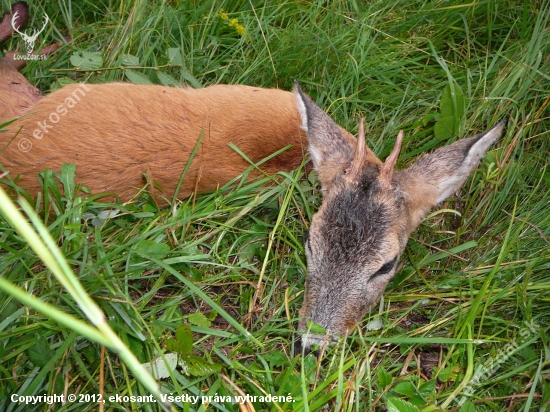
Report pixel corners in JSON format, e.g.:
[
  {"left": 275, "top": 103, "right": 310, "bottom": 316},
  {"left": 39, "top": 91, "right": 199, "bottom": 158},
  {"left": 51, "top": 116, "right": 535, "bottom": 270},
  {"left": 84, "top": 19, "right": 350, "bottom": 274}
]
[{"left": 1, "top": 83, "right": 315, "bottom": 201}]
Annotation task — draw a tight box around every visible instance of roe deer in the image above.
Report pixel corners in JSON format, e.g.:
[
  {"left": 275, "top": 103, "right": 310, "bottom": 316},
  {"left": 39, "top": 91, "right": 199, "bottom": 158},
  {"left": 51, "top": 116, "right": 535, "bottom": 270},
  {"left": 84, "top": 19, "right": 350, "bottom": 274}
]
[
  {"left": 293, "top": 82, "right": 506, "bottom": 353},
  {"left": 0, "top": 69, "right": 505, "bottom": 353},
  {"left": 0, "top": 1, "right": 505, "bottom": 353}
]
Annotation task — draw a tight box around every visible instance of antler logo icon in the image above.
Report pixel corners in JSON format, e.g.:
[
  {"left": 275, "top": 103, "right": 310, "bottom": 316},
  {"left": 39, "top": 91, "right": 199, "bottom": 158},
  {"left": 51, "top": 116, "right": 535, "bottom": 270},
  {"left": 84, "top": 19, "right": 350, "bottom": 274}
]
[{"left": 11, "top": 10, "right": 49, "bottom": 54}]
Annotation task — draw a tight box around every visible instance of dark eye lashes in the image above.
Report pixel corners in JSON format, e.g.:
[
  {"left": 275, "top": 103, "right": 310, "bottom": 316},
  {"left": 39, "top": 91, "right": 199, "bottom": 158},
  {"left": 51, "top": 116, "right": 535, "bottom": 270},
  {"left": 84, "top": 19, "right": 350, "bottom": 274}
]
[{"left": 373, "top": 256, "right": 397, "bottom": 277}]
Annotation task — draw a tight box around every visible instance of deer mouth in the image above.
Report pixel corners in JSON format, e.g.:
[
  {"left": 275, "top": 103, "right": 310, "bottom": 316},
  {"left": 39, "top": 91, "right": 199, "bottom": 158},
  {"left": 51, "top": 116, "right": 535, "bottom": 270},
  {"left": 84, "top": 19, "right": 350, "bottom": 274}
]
[{"left": 295, "top": 331, "right": 340, "bottom": 356}]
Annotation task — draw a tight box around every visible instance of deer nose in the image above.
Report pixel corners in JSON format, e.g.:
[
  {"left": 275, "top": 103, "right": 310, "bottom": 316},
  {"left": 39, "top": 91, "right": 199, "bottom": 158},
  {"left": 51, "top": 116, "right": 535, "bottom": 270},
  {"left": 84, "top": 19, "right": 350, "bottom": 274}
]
[{"left": 293, "top": 336, "right": 319, "bottom": 358}]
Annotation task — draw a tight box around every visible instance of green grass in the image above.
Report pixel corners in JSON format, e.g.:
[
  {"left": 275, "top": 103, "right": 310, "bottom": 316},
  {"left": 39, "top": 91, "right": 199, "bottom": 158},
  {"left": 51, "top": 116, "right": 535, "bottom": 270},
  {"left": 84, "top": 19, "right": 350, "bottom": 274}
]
[{"left": 1, "top": 0, "right": 549, "bottom": 411}]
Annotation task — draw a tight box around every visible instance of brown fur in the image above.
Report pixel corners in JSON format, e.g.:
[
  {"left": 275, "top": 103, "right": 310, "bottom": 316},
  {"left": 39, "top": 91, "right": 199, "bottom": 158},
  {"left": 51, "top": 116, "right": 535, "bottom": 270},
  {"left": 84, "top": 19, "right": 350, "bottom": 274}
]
[
  {"left": 0, "top": 4, "right": 350, "bottom": 203},
  {"left": 0, "top": 53, "right": 41, "bottom": 119},
  {"left": 1, "top": 83, "right": 316, "bottom": 202}
]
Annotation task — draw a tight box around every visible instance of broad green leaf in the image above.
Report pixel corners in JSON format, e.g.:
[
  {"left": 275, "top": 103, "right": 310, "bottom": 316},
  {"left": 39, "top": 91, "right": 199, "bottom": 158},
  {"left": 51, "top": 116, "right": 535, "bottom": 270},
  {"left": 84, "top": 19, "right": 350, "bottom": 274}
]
[
  {"left": 167, "top": 325, "right": 193, "bottom": 357},
  {"left": 124, "top": 69, "right": 154, "bottom": 85},
  {"left": 378, "top": 368, "right": 393, "bottom": 390},
  {"left": 239, "top": 236, "right": 263, "bottom": 262},
  {"left": 174, "top": 324, "right": 193, "bottom": 356},
  {"left": 418, "top": 380, "right": 435, "bottom": 398},
  {"left": 186, "top": 356, "right": 222, "bottom": 376},
  {"left": 440, "top": 82, "right": 465, "bottom": 119},
  {"left": 303, "top": 352, "right": 318, "bottom": 384},
  {"left": 434, "top": 83, "right": 466, "bottom": 140},
  {"left": 305, "top": 320, "right": 326, "bottom": 335},
  {"left": 70, "top": 51, "right": 103, "bottom": 70},
  {"left": 166, "top": 48, "right": 201, "bottom": 87},
  {"left": 166, "top": 338, "right": 178, "bottom": 352},
  {"left": 60, "top": 163, "right": 76, "bottom": 199},
  {"left": 187, "top": 312, "right": 211, "bottom": 327},
  {"left": 458, "top": 401, "right": 476, "bottom": 412},
  {"left": 410, "top": 395, "right": 427, "bottom": 406},
  {"left": 387, "top": 397, "right": 420, "bottom": 412},
  {"left": 167, "top": 47, "right": 183, "bottom": 64},
  {"left": 157, "top": 71, "right": 180, "bottom": 87},
  {"left": 180, "top": 67, "right": 202, "bottom": 89},
  {"left": 28, "top": 334, "right": 55, "bottom": 367},
  {"left": 264, "top": 350, "right": 288, "bottom": 367},
  {"left": 121, "top": 54, "right": 140, "bottom": 66},
  {"left": 394, "top": 381, "right": 416, "bottom": 398},
  {"left": 135, "top": 239, "right": 170, "bottom": 259},
  {"left": 434, "top": 366, "right": 457, "bottom": 382},
  {"left": 52, "top": 77, "right": 77, "bottom": 92},
  {"left": 434, "top": 115, "right": 457, "bottom": 140}
]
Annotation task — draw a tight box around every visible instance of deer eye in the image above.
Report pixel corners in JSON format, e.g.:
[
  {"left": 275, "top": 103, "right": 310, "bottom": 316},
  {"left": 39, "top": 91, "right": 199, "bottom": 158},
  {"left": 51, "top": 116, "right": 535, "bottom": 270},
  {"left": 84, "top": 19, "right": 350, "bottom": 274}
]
[{"left": 372, "top": 256, "right": 397, "bottom": 278}]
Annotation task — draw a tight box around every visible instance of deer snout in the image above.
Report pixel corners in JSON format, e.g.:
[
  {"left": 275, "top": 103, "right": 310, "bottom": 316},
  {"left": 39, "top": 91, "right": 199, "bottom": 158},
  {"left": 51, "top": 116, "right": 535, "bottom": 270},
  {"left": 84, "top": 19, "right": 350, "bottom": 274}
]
[
  {"left": 297, "top": 308, "right": 360, "bottom": 354},
  {"left": 297, "top": 284, "right": 379, "bottom": 354},
  {"left": 294, "top": 335, "right": 320, "bottom": 357}
]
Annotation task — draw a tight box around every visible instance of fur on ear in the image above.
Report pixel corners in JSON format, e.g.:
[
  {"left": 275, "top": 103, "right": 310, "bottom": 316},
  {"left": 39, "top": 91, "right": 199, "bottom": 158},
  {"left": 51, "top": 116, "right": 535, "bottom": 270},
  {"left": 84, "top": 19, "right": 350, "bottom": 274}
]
[
  {"left": 396, "top": 119, "right": 507, "bottom": 230},
  {"left": 293, "top": 81, "right": 382, "bottom": 191},
  {"left": 293, "top": 81, "right": 356, "bottom": 189}
]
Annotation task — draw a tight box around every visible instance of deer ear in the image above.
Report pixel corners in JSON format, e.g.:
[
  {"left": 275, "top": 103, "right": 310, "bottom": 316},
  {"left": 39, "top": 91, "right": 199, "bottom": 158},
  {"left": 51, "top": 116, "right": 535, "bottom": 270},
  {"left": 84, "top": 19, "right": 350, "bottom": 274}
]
[
  {"left": 293, "top": 81, "right": 356, "bottom": 190},
  {"left": 397, "top": 119, "right": 507, "bottom": 230}
]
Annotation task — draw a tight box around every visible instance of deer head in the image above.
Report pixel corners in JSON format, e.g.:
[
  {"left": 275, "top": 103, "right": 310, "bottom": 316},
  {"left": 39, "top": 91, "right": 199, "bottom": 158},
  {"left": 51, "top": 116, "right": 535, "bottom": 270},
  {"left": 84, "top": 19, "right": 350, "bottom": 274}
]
[
  {"left": 294, "top": 81, "right": 506, "bottom": 353},
  {"left": 11, "top": 10, "right": 48, "bottom": 54}
]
